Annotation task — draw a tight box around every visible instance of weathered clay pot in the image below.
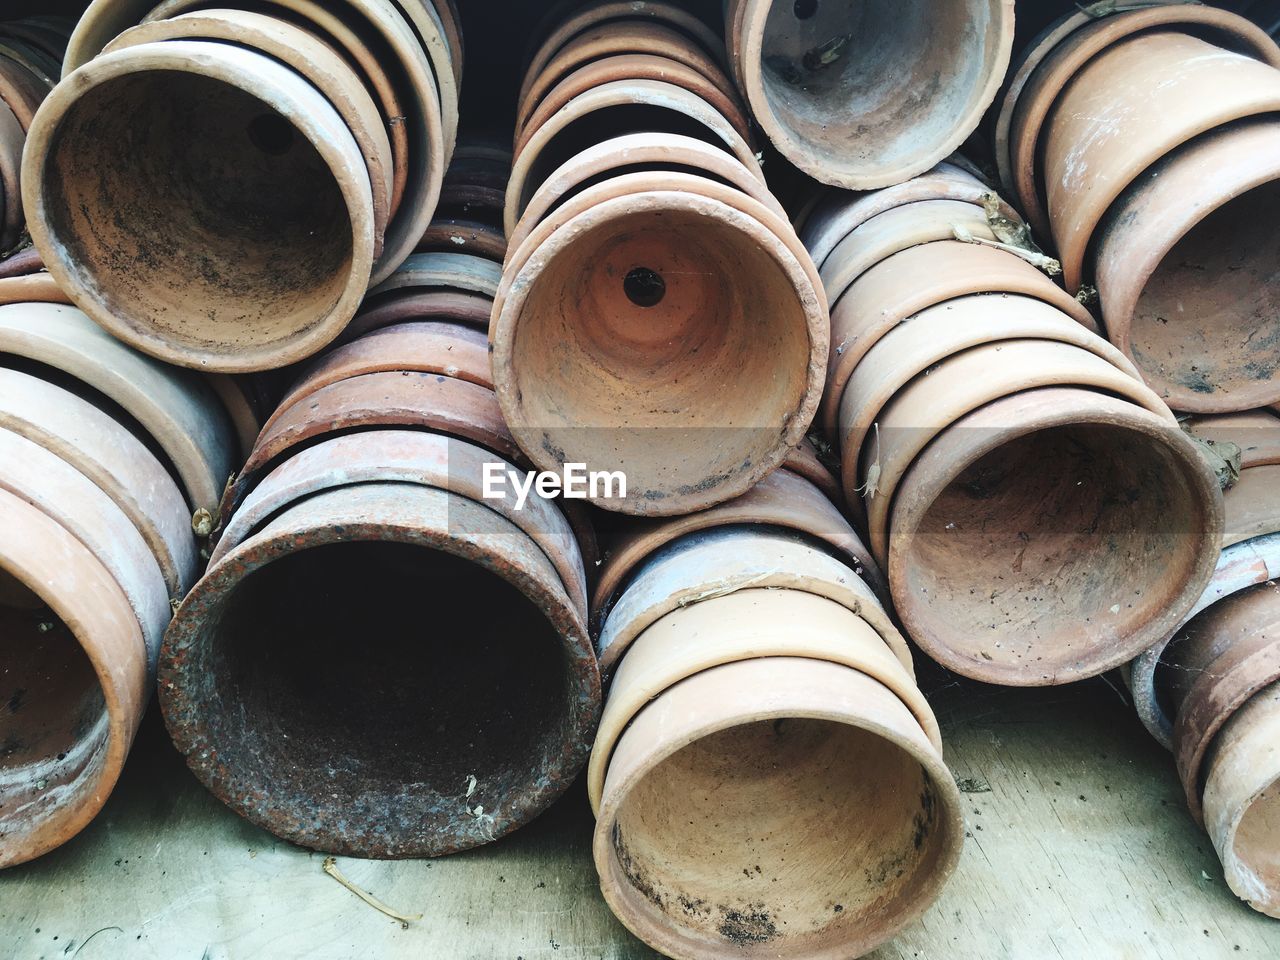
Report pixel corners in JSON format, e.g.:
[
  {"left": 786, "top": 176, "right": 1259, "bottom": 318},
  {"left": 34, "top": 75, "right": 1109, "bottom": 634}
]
[
  {"left": 784, "top": 436, "right": 843, "bottom": 509},
  {"left": 0, "top": 487, "right": 148, "bottom": 869},
  {"left": 23, "top": 40, "right": 376, "bottom": 372},
  {"left": 1042, "top": 31, "right": 1280, "bottom": 292},
  {"left": 0, "top": 367, "right": 197, "bottom": 595},
  {"left": 208, "top": 429, "right": 588, "bottom": 621},
  {"left": 592, "top": 466, "right": 884, "bottom": 620},
  {"left": 589, "top": 588, "right": 940, "bottom": 813},
  {"left": 505, "top": 79, "right": 761, "bottom": 236},
  {"left": 727, "top": 0, "right": 1013, "bottom": 189},
  {"left": 594, "top": 655, "right": 963, "bottom": 960},
  {"left": 1202, "top": 677, "right": 1280, "bottom": 917},
  {"left": 1128, "top": 532, "right": 1280, "bottom": 749},
  {"left": 416, "top": 219, "right": 507, "bottom": 262},
  {"left": 595, "top": 525, "right": 908, "bottom": 677},
  {"left": 1006, "top": 5, "right": 1280, "bottom": 243},
  {"left": 1222, "top": 466, "right": 1280, "bottom": 548},
  {"left": 207, "top": 374, "right": 261, "bottom": 461},
  {"left": 368, "top": 251, "right": 501, "bottom": 301},
  {"left": 1094, "top": 119, "right": 1280, "bottom": 413},
  {"left": 889, "top": 386, "right": 1222, "bottom": 685},
  {"left": 516, "top": 53, "right": 751, "bottom": 159},
  {"left": 0, "top": 100, "right": 23, "bottom": 251},
  {"left": 0, "top": 271, "right": 71, "bottom": 305},
  {"left": 0, "top": 37, "right": 58, "bottom": 89},
  {"left": 103, "top": 10, "right": 394, "bottom": 259},
  {"left": 0, "top": 50, "right": 47, "bottom": 129},
  {"left": 821, "top": 239, "right": 1099, "bottom": 435},
  {"left": 492, "top": 188, "right": 825, "bottom": 515},
  {"left": 0, "top": 18, "right": 72, "bottom": 63},
  {"left": 1184, "top": 410, "right": 1280, "bottom": 470},
  {"left": 340, "top": 289, "right": 493, "bottom": 343},
  {"left": 1163, "top": 582, "right": 1280, "bottom": 825},
  {"left": 0, "top": 245, "right": 40, "bottom": 280},
  {"left": 161, "top": 481, "right": 601, "bottom": 857},
  {"left": 0, "top": 302, "right": 236, "bottom": 516},
  {"left": 801, "top": 160, "right": 1018, "bottom": 268}
]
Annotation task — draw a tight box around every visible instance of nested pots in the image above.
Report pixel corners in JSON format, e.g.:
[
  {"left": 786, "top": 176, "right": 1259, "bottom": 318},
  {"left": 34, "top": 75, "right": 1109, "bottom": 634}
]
[{"left": 725, "top": 0, "right": 1013, "bottom": 189}]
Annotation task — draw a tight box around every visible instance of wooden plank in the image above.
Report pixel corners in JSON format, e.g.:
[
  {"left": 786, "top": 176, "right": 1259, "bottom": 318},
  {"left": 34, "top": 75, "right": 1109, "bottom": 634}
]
[{"left": 3, "top": 676, "right": 1278, "bottom": 958}]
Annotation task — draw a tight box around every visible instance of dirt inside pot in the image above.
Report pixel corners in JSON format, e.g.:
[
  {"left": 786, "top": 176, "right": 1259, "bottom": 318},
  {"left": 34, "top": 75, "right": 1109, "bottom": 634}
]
[
  {"left": 508, "top": 203, "right": 811, "bottom": 507},
  {"left": 608, "top": 716, "right": 947, "bottom": 954},
  {"left": 183, "top": 540, "right": 572, "bottom": 856},
  {"left": 38, "top": 69, "right": 354, "bottom": 357},
  {"left": 896, "top": 422, "right": 1205, "bottom": 681},
  {"left": 1130, "top": 180, "right": 1280, "bottom": 409},
  {"left": 758, "top": 0, "right": 992, "bottom": 168},
  {"left": 0, "top": 576, "right": 110, "bottom": 848}
]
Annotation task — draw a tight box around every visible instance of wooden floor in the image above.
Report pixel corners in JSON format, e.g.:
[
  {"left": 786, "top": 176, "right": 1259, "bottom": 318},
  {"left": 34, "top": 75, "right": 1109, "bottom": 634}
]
[{"left": 2, "top": 673, "right": 1278, "bottom": 959}]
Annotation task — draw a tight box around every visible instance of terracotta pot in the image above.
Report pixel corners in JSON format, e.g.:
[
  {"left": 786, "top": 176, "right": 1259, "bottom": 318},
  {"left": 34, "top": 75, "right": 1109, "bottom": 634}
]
[
  {"left": 1007, "top": 6, "right": 1280, "bottom": 244},
  {"left": 438, "top": 181, "right": 505, "bottom": 226},
  {"left": 0, "top": 244, "right": 41, "bottom": 279},
  {"left": 103, "top": 10, "right": 394, "bottom": 259},
  {"left": 801, "top": 161, "right": 1018, "bottom": 268},
  {"left": 219, "top": 369, "right": 522, "bottom": 519},
  {"left": 0, "top": 38, "right": 59, "bottom": 89},
  {"left": 506, "top": 132, "right": 775, "bottom": 267},
  {"left": 589, "top": 587, "right": 940, "bottom": 813},
  {"left": 368, "top": 251, "right": 501, "bottom": 301},
  {"left": 0, "top": 367, "right": 197, "bottom": 595},
  {"left": 822, "top": 239, "right": 1099, "bottom": 436},
  {"left": 1163, "top": 582, "right": 1280, "bottom": 825},
  {"left": 819, "top": 198, "right": 998, "bottom": 303},
  {"left": 0, "top": 271, "right": 71, "bottom": 305},
  {"left": 1128, "top": 532, "right": 1280, "bottom": 749},
  {"left": 492, "top": 189, "right": 825, "bottom": 516},
  {"left": 1222, "top": 465, "right": 1280, "bottom": 548},
  {"left": 889, "top": 386, "right": 1222, "bottom": 685},
  {"left": 23, "top": 40, "right": 376, "bottom": 372},
  {"left": 505, "top": 78, "right": 761, "bottom": 237},
  {"left": 593, "top": 466, "right": 884, "bottom": 620},
  {"left": 208, "top": 429, "right": 588, "bottom": 621},
  {"left": 520, "top": 1, "right": 727, "bottom": 110},
  {"left": 726, "top": 0, "right": 1013, "bottom": 189},
  {"left": 0, "top": 302, "right": 236, "bottom": 516},
  {"left": 596, "top": 525, "right": 908, "bottom": 679},
  {"left": 516, "top": 53, "right": 751, "bottom": 160},
  {"left": 432, "top": 0, "right": 464, "bottom": 82},
  {"left": 594, "top": 655, "right": 963, "bottom": 960},
  {"left": 0, "top": 19, "right": 72, "bottom": 62},
  {"left": 1202, "top": 678, "right": 1280, "bottom": 917},
  {"left": 340, "top": 289, "right": 493, "bottom": 343},
  {"left": 0, "top": 99, "right": 23, "bottom": 251},
  {"left": 416, "top": 219, "right": 507, "bottom": 262},
  {"left": 270, "top": 320, "right": 492, "bottom": 430},
  {"left": 0, "top": 487, "right": 147, "bottom": 869},
  {"left": 1184, "top": 410, "right": 1280, "bottom": 470},
  {"left": 1042, "top": 31, "right": 1280, "bottom": 293},
  {"left": 161, "top": 481, "right": 600, "bottom": 857},
  {"left": 784, "top": 436, "right": 843, "bottom": 509},
  {"left": 207, "top": 374, "right": 261, "bottom": 460},
  {"left": 1093, "top": 119, "right": 1280, "bottom": 413},
  {"left": 0, "top": 51, "right": 47, "bottom": 130}
]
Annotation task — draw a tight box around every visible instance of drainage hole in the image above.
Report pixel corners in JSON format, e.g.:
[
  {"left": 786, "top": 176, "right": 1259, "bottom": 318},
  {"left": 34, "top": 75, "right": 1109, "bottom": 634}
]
[{"left": 623, "top": 267, "right": 666, "bottom": 308}]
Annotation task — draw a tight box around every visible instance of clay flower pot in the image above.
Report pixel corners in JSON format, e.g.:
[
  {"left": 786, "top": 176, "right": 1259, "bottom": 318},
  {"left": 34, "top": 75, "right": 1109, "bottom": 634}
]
[
  {"left": 1042, "top": 31, "right": 1280, "bottom": 292},
  {"left": 821, "top": 239, "right": 1099, "bottom": 436},
  {"left": 0, "top": 244, "right": 41, "bottom": 279},
  {"left": 492, "top": 189, "right": 826, "bottom": 516},
  {"left": 0, "top": 100, "right": 23, "bottom": 251},
  {"left": 103, "top": 10, "right": 394, "bottom": 259},
  {"left": 596, "top": 525, "right": 909, "bottom": 677},
  {"left": 1094, "top": 119, "right": 1280, "bottom": 413},
  {"left": 207, "top": 374, "right": 261, "bottom": 460},
  {"left": 0, "top": 487, "right": 148, "bottom": 869},
  {"left": 1202, "top": 678, "right": 1280, "bottom": 917},
  {"left": 0, "top": 302, "right": 237, "bottom": 516},
  {"left": 0, "top": 271, "right": 71, "bottom": 306},
  {"left": 161, "top": 481, "right": 601, "bottom": 858},
  {"left": 0, "top": 50, "right": 48, "bottom": 130},
  {"left": 23, "top": 40, "right": 376, "bottom": 372},
  {"left": 589, "top": 587, "right": 940, "bottom": 812},
  {"left": 340, "top": 289, "right": 493, "bottom": 343},
  {"left": 889, "top": 386, "right": 1222, "bottom": 685},
  {"left": 594, "top": 655, "right": 963, "bottom": 960},
  {"left": 726, "top": 0, "right": 1013, "bottom": 189},
  {"left": 416, "top": 219, "right": 507, "bottom": 262},
  {"left": 1005, "top": 5, "right": 1280, "bottom": 244},
  {"left": 368, "top": 251, "right": 501, "bottom": 301},
  {"left": 505, "top": 78, "right": 761, "bottom": 236}
]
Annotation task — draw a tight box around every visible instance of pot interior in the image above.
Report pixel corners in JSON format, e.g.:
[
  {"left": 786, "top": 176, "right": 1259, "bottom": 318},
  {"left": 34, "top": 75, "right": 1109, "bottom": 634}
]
[
  {"left": 185, "top": 539, "right": 573, "bottom": 855},
  {"left": 758, "top": 0, "right": 995, "bottom": 170},
  {"left": 606, "top": 712, "right": 949, "bottom": 956},
  {"left": 1130, "top": 178, "right": 1280, "bottom": 410},
  {"left": 895, "top": 418, "right": 1207, "bottom": 680},
  {"left": 0, "top": 572, "right": 110, "bottom": 846},
  {"left": 38, "top": 68, "right": 355, "bottom": 355},
  {"left": 510, "top": 202, "right": 812, "bottom": 506}
]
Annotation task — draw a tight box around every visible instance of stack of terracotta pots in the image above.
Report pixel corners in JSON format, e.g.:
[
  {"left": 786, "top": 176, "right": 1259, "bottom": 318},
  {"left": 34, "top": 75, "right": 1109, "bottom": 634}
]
[
  {"left": 588, "top": 456, "right": 963, "bottom": 959},
  {"left": 802, "top": 165, "right": 1224, "bottom": 686},
  {"left": 996, "top": 4, "right": 1280, "bottom": 412},
  {"left": 496, "top": 3, "right": 827, "bottom": 515},
  {"left": 20, "top": 0, "right": 461, "bottom": 372},
  {"left": 0, "top": 288, "right": 238, "bottom": 868},
  {"left": 163, "top": 286, "right": 602, "bottom": 858},
  {"left": 417, "top": 136, "right": 509, "bottom": 262},
  {"left": 724, "top": 0, "right": 1013, "bottom": 188}
]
